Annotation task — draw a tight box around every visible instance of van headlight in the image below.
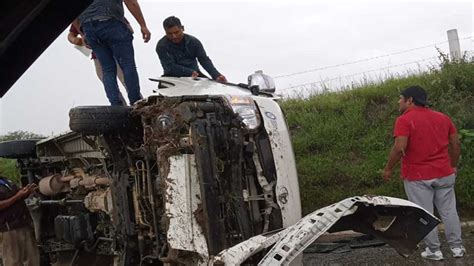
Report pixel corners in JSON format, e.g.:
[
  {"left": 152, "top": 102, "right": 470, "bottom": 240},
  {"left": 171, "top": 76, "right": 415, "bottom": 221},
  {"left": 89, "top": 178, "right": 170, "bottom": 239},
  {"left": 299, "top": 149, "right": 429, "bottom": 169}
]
[{"left": 225, "top": 96, "right": 261, "bottom": 130}]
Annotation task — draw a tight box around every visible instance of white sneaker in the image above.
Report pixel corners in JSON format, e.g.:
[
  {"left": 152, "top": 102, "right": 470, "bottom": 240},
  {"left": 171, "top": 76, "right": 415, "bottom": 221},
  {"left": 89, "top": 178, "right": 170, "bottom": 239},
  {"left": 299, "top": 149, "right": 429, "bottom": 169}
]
[
  {"left": 421, "top": 247, "right": 444, "bottom": 261},
  {"left": 451, "top": 246, "right": 466, "bottom": 258}
]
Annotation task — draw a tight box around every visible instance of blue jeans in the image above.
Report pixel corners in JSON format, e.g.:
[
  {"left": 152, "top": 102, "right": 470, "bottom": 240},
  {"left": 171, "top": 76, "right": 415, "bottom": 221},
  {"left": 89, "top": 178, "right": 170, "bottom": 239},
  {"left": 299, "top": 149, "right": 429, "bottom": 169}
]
[{"left": 82, "top": 19, "right": 142, "bottom": 105}]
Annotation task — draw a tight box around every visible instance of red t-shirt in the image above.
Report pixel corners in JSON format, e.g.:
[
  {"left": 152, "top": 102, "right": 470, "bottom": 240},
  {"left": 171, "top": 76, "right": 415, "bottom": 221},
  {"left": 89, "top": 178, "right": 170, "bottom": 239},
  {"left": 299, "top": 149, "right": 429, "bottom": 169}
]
[{"left": 394, "top": 107, "right": 457, "bottom": 181}]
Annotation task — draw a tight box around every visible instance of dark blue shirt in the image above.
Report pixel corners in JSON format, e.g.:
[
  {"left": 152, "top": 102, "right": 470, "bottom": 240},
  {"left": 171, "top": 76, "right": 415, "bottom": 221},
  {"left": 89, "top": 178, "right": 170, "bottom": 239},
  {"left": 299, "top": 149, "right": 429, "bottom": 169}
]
[
  {"left": 78, "top": 0, "right": 125, "bottom": 24},
  {"left": 156, "top": 34, "right": 221, "bottom": 79},
  {"left": 0, "top": 177, "right": 32, "bottom": 232}
]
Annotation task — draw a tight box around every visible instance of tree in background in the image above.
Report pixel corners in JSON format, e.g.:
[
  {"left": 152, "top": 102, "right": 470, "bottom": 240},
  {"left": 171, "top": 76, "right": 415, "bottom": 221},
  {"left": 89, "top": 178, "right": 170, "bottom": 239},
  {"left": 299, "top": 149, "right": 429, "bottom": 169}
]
[
  {"left": 0, "top": 131, "right": 45, "bottom": 182},
  {"left": 0, "top": 130, "right": 45, "bottom": 141}
]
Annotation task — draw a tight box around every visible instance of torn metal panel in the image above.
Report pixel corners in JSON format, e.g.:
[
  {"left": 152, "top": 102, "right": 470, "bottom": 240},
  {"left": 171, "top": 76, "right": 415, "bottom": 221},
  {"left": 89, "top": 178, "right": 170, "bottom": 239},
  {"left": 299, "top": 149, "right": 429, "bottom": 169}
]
[
  {"left": 211, "top": 229, "right": 288, "bottom": 265},
  {"left": 164, "top": 155, "right": 208, "bottom": 260},
  {"left": 213, "top": 196, "right": 439, "bottom": 266},
  {"left": 252, "top": 96, "right": 302, "bottom": 227},
  {"left": 258, "top": 196, "right": 440, "bottom": 265}
]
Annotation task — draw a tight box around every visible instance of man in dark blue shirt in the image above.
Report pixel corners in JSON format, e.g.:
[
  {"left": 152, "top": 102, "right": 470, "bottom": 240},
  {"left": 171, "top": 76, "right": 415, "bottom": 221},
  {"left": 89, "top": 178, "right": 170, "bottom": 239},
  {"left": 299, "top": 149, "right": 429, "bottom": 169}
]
[{"left": 156, "top": 16, "right": 227, "bottom": 82}]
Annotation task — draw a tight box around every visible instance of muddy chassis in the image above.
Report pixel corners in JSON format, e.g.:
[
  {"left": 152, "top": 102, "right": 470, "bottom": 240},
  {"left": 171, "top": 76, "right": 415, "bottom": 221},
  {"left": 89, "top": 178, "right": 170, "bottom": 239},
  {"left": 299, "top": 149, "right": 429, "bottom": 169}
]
[{"left": 4, "top": 94, "right": 286, "bottom": 265}]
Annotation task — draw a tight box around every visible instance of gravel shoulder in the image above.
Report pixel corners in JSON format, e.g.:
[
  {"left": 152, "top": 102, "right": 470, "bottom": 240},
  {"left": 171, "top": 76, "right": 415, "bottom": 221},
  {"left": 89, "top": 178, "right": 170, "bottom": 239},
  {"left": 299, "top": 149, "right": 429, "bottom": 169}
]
[{"left": 303, "top": 225, "right": 474, "bottom": 265}]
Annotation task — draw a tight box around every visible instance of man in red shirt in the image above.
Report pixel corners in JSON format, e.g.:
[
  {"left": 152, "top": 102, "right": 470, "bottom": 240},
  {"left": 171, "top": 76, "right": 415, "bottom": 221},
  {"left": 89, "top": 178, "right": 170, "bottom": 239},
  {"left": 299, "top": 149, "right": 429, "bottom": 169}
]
[{"left": 383, "top": 85, "right": 464, "bottom": 261}]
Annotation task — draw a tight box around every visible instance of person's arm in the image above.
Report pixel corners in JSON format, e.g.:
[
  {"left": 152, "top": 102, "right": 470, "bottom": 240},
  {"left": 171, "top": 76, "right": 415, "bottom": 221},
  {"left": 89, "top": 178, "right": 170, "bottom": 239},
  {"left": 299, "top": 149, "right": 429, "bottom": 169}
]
[
  {"left": 0, "top": 184, "right": 35, "bottom": 211},
  {"left": 194, "top": 39, "right": 226, "bottom": 81},
  {"left": 67, "top": 31, "right": 84, "bottom": 46},
  {"left": 67, "top": 22, "right": 84, "bottom": 46},
  {"left": 72, "top": 19, "right": 82, "bottom": 34},
  {"left": 448, "top": 133, "right": 461, "bottom": 168},
  {"left": 447, "top": 117, "right": 461, "bottom": 168},
  {"left": 383, "top": 136, "right": 408, "bottom": 181},
  {"left": 123, "top": 0, "right": 151, "bottom": 42},
  {"left": 156, "top": 44, "right": 196, "bottom": 77},
  {"left": 383, "top": 117, "right": 410, "bottom": 181},
  {"left": 0, "top": 194, "right": 22, "bottom": 211}
]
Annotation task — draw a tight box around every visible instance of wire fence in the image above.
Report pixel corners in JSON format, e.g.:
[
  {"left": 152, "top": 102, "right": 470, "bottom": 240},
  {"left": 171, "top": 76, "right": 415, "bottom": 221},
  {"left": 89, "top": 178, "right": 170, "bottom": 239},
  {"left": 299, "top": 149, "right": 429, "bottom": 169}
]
[
  {"left": 277, "top": 36, "right": 473, "bottom": 98},
  {"left": 282, "top": 56, "right": 439, "bottom": 91},
  {"left": 274, "top": 36, "right": 472, "bottom": 79}
]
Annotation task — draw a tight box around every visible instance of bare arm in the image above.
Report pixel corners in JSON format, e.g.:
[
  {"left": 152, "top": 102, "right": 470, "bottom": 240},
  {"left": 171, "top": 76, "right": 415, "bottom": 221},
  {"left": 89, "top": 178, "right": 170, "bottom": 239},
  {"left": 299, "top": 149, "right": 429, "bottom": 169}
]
[
  {"left": 383, "top": 136, "right": 408, "bottom": 181},
  {"left": 448, "top": 133, "right": 461, "bottom": 167},
  {"left": 72, "top": 19, "right": 83, "bottom": 35},
  {"left": 67, "top": 31, "right": 84, "bottom": 46},
  {"left": 0, "top": 193, "right": 21, "bottom": 211},
  {"left": 124, "top": 0, "right": 151, "bottom": 42},
  {"left": 68, "top": 20, "right": 85, "bottom": 46},
  {"left": 0, "top": 184, "right": 35, "bottom": 211}
]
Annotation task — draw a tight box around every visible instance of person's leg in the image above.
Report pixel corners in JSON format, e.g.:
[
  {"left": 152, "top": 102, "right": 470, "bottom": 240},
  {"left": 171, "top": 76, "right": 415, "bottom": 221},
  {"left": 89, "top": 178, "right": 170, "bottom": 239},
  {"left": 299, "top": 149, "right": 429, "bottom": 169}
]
[
  {"left": 115, "top": 63, "right": 131, "bottom": 105},
  {"left": 432, "top": 174, "right": 463, "bottom": 249},
  {"left": 116, "top": 62, "right": 126, "bottom": 89},
  {"left": 102, "top": 20, "right": 142, "bottom": 105},
  {"left": 83, "top": 23, "right": 123, "bottom": 106},
  {"left": 95, "top": 58, "right": 127, "bottom": 106},
  {"left": 116, "top": 62, "right": 143, "bottom": 103},
  {"left": 22, "top": 227, "right": 40, "bottom": 266},
  {"left": 2, "top": 229, "right": 22, "bottom": 266},
  {"left": 404, "top": 179, "right": 441, "bottom": 251},
  {"left": 0, "top": 232, "right": 3, "bottom": 265},
  {"left": 93, "top": 58, "right": 103, "bottom": 82}
]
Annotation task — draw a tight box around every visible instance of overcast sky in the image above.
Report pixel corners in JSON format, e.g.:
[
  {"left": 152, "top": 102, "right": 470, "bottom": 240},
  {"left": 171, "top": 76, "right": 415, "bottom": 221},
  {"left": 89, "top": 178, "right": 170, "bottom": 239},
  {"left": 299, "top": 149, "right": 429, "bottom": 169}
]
[{"left": 0, "top": 0, "right": 472, "bottom": 136}]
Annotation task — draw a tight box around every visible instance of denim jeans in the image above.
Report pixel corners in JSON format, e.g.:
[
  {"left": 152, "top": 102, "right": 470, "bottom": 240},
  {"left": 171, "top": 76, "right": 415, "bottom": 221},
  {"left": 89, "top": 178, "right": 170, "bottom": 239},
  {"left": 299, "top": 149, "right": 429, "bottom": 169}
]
[{"left": 82, "top": 19, "right": 142, "bottom": 105}]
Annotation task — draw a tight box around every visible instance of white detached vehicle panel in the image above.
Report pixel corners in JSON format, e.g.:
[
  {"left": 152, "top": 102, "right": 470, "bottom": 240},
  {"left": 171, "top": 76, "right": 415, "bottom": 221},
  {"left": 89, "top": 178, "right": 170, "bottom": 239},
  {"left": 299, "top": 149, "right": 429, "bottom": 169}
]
[{"left": 213, "top": 196, "right": 439, "bottom": 265}]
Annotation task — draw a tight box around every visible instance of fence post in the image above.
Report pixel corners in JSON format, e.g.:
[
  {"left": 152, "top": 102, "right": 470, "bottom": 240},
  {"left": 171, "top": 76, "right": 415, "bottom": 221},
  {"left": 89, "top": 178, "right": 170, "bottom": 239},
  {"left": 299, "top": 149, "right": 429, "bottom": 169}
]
[{"left": 447, "top": 29, "right": 462, "bottom": 61}]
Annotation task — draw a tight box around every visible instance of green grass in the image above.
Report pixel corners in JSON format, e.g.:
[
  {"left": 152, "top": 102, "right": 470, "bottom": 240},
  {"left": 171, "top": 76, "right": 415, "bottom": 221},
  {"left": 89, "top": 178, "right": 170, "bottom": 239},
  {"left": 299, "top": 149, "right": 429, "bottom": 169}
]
[
  {"left": 282, "top": 57, "right": 474, "bottom": 215},
  {"left": 0, "top": 158, "right": 20, "bottom": 183},
  {"left": 0, "top": 130, "right": 44, "bottom": 184}
]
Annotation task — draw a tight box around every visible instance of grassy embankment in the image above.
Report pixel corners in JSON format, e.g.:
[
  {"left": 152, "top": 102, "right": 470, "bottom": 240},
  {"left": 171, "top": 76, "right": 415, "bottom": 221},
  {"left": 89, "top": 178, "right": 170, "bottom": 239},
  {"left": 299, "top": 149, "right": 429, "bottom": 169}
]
[{"left": 282, "top": 57, "right": 474, "bottom": 215}]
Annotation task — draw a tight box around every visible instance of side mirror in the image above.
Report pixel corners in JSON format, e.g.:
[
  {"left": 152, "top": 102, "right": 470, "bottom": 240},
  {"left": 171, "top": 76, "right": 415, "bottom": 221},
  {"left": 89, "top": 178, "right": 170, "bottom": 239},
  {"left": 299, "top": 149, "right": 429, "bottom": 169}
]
[{"left": 248, "top": 70, "right": 276, "bottom": 93}]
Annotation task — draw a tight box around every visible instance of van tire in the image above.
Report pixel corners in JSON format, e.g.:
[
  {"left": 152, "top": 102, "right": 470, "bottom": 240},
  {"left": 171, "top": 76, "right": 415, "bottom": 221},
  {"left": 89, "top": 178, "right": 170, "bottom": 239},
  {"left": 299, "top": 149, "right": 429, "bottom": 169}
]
[
  {"left": 69, "top": 106, "right": 137, "bottom": 135},
  {"left": 0, "top": 139, "right": 39, "bottom": 159}
]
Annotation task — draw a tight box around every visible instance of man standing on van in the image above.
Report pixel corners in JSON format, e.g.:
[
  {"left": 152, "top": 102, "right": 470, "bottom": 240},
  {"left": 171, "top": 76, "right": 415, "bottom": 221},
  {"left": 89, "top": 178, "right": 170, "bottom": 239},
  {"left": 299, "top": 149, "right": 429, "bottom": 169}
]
[
  {"left": 383, "top": 85, "right": 465, "bottom": 261},
  {"left": 77, "top": 0, "right": 151, "bottom": 106},
  {"left": 156, "top": 16, "right": 227, "bottom": 82}
]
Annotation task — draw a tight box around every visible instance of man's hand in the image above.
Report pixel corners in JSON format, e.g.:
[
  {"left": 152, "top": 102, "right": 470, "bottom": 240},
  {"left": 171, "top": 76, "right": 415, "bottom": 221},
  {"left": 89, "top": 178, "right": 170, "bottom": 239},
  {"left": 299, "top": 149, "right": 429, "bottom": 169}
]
[
  {"left": 72, "top": 37, "right": 84, "bottom": 46},
  {"left": 383, "top": 167, "right": 392, "bottom": 182},
  {"left": 191, "top": 71, "right": 199, "bottom": 78},
  {"left": 141, "top": 26, "right": 151, "bottom": 43},
  {"left": 16, "top": 184, "right": 37, "bottom": 199},
  {"left": 216, "top": 75, "right": 227, "bottom": 82}
]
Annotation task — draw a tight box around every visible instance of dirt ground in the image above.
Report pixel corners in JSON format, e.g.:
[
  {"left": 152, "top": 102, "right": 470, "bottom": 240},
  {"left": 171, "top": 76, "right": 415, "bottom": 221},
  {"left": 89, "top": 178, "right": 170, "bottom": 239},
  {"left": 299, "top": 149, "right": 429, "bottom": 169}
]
[{"left": 303, "top": 225, "right": 474, "bottom": 265}]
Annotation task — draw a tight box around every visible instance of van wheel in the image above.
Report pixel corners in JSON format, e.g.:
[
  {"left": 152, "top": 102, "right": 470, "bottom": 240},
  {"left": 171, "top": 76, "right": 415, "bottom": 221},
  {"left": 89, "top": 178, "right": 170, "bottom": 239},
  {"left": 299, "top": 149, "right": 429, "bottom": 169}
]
[
  {"left": 0, "top": 139, "right": 39, "bottom": 159},
  {"left": 69, "top": 106, "right": 139, "bottom": 135}
]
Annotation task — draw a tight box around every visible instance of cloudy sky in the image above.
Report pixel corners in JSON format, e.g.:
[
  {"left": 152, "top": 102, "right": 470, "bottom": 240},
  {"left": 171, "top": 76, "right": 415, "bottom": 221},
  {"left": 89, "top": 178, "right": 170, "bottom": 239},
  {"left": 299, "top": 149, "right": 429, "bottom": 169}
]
[{"left": 0, "top": 0, "right": 472, "bottom": 136}]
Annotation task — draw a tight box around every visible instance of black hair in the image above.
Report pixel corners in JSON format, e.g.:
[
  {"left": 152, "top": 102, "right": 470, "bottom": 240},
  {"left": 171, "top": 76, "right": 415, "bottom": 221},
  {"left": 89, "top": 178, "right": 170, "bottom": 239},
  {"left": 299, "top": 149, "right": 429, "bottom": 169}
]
[
  {"left": 412, "top": 100, "right": 425, "bottom": 107},
  {"left": 401, "top": 85, "right": 427, "bottom": 107},
  {"left": 163, "top": 16, "right": 182, "bottom": 29}
]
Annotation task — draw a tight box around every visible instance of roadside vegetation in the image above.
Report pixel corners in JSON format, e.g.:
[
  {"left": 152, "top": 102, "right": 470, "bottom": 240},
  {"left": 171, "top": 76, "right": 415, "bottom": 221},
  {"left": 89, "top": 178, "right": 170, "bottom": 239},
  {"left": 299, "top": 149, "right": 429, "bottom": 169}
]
[
  {"left": 282, "top": 55, "right": 474, "bottom": 215},
  {"left": 0, "top": 130, "right": 45, "bottom": 183}
]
